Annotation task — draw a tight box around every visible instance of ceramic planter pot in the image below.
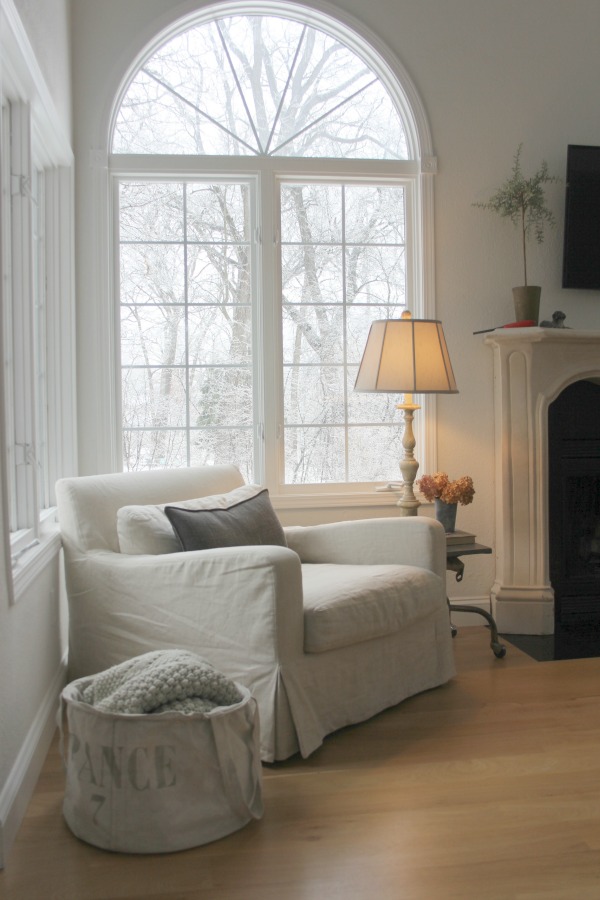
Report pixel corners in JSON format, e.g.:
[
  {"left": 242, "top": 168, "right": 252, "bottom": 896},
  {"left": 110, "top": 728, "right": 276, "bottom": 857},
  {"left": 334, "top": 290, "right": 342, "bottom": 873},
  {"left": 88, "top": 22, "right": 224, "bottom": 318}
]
[{"left": 512, "top": 285, "right": 541, "bottom": 325}]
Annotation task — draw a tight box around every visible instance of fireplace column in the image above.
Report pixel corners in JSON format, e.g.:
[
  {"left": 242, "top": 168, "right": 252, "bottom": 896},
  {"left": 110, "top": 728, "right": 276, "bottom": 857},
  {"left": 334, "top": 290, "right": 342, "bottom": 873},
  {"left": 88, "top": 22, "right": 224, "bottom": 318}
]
[{"left": 484, "top": 328, "right": 600, "bottom": 635}]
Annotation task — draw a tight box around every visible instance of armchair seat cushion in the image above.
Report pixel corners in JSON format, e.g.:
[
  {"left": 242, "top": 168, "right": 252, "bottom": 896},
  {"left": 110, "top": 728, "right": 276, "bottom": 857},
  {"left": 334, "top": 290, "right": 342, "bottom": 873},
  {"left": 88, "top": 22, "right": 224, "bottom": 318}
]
[{"left": 301, "top": 563, "right": 444, "bottom": 653}]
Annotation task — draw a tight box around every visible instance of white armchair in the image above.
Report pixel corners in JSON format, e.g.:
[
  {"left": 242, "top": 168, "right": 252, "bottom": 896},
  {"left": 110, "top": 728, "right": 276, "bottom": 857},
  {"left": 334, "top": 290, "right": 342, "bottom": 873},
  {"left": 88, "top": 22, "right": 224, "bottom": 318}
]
[{"left": 56, "top": 465, "right": 455, "bottom": 761}]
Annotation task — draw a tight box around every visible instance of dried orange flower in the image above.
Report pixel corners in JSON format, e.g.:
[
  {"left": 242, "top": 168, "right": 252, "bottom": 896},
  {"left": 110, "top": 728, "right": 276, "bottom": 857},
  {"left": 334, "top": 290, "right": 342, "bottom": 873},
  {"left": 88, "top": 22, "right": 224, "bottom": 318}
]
[{"left": 416, "top": 472, "right": 475, "bottom": 506}]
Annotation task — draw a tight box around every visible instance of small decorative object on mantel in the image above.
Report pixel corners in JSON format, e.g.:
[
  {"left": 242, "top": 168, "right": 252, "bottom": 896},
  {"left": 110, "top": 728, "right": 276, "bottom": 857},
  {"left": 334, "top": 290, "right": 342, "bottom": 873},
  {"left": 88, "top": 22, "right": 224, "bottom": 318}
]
[
  {"left": 473, "top": 143, "right": 560, "bottom": 325},
  {"left": 416, "top": 472, "right": 475, "bottom": 533},
  {"left": 540, "top": 310, "right": 570, "bottom": 328},
  {"left": 473, "top": 319, "right": 535, "bottom": 335}
]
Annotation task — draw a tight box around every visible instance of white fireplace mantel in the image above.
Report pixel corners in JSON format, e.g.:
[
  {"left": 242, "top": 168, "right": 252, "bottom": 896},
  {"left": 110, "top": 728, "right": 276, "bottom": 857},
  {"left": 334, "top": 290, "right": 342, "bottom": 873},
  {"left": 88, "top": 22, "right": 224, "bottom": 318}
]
[{"left": 484, "top": 327, "right": 600, "bottom": 634}]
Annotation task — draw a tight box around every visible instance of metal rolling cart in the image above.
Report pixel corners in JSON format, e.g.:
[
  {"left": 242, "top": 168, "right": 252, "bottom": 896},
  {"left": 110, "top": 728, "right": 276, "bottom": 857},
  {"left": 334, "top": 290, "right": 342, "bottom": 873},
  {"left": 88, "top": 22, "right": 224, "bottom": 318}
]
[{"left": 446, "top": 534, "right": 506, "bottom": 659}]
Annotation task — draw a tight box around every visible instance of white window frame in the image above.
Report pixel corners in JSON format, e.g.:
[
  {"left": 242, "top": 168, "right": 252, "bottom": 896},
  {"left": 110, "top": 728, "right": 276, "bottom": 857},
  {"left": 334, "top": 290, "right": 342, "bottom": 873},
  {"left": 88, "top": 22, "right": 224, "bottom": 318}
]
[
  {"left": 1, "top": 0, "right": 76, "bottom": 602},
  {"left": 90, "top": 1, "right": 439, "bottom": 511}
]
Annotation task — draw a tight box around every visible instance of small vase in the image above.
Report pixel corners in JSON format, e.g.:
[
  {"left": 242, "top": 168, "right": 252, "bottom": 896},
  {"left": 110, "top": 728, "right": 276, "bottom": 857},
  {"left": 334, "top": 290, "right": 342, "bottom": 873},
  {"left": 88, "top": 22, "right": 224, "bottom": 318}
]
[
  {"left": 512, "top": 286, "right": 541, "bottom": 325},
  {"left": 434, "top": 498, "right": 458, "bottom": 533}
]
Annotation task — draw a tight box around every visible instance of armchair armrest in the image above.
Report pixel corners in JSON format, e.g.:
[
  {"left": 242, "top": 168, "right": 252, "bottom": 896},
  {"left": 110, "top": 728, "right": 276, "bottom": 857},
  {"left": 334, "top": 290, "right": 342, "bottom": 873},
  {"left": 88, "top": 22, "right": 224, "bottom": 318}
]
[
  {"left": 284, "top": 517, "right": 446, "bottom": 577},
  {"left": 65, "top": 544, "right": 304, "bottom": 677}
]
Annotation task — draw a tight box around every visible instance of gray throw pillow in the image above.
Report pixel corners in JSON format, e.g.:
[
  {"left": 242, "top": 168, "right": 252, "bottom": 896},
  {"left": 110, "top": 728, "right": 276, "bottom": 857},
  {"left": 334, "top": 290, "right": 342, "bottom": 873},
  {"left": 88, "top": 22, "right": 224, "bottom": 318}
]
[{"left": 165, "top": 488, "right": 287, "bottom": 552}]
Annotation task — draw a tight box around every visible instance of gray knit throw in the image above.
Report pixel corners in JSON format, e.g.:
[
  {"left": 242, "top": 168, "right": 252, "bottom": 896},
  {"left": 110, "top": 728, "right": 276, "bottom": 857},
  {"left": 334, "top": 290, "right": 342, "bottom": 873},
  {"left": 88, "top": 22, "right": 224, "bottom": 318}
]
[{"left": 80, "top": 649, "right": 243, "bottom": 715}]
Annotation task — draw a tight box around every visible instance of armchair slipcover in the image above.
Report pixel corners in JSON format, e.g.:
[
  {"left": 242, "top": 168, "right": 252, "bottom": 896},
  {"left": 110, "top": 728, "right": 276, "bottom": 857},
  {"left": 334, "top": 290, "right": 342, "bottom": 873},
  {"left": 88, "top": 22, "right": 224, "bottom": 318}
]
[{"left": 56, "top": 465, "right": 455, "bottom": 761}]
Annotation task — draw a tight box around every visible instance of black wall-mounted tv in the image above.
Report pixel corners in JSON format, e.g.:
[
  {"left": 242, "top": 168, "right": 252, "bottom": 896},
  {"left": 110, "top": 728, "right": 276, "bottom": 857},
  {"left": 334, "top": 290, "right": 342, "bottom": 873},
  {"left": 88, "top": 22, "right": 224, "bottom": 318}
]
[{"left": 562, "top": 144, "right": 600, "bottom": 290}]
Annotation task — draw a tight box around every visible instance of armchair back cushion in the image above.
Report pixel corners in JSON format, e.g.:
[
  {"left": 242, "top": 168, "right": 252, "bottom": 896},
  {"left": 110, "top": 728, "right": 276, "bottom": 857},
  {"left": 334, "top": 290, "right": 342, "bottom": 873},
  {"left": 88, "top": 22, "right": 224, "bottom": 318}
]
[{"left": 56, "top": 465, "right": 244, "bottom": 553}]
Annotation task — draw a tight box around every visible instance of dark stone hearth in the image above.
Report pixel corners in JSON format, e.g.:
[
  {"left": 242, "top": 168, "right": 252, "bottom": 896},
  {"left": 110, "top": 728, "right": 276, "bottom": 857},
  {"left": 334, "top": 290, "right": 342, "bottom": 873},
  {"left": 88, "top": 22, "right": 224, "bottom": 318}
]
[{"left": 502, "top": 624, "right": 600, "bottom": 662}]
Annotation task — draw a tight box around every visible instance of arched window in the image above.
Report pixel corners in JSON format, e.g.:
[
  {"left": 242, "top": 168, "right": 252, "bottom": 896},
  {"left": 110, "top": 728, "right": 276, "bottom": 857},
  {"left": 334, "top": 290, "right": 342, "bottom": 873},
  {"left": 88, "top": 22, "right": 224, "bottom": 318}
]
[{"left": 110, "top": 4, "right": 435, "bottom": 491}]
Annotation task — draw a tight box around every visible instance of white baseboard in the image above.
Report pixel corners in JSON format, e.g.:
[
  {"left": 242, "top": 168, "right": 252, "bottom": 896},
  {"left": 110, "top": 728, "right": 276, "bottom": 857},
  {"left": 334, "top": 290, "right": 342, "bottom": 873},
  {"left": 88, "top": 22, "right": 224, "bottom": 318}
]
[
  {"left": 491, "top": 584, "right": 555, "bottom": 635},
  {"left": 0, "top": 652, "right": 68, "bottom": 868},
  {"left": 447, "top": 595, "right": 491, "bottom": 628}
]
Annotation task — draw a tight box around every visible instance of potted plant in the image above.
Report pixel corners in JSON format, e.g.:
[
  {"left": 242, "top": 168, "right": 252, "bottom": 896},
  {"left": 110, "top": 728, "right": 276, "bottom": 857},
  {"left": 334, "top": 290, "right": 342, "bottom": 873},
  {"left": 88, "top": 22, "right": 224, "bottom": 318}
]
[{"left": 473, "top": 144, "right": 560, "bottom": 324}]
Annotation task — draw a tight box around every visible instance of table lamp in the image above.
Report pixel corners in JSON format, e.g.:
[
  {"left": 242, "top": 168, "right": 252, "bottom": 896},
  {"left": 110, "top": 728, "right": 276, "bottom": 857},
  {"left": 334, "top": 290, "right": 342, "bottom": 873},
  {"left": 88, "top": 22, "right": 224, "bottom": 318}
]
[{"left": 354, "top": 310, "right": 458, "bottom": 515}]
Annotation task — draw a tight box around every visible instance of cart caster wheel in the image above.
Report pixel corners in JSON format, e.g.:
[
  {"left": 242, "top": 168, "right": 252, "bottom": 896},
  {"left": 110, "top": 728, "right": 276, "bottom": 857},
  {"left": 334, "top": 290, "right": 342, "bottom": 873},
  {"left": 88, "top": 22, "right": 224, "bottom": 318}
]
[
  {"left": 451, "top": 625, "right": 458, "bottom": 638},
  {"left": 492, "top": 643, "right": 506, "bottom": 658}
]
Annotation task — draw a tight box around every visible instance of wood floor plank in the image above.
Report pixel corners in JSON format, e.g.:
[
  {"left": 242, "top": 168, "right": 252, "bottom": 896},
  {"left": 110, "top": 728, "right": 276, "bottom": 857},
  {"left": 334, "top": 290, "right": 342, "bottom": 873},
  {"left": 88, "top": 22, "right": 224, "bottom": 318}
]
[{"left": 2, "top": 628, "right": 600, "bottom": 899}]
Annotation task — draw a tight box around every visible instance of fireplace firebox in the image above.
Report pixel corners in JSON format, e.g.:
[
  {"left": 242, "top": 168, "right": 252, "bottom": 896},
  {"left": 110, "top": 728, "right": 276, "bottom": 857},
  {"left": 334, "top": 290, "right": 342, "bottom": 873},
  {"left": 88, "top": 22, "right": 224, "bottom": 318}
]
[{"left": 549, "top": 379, "right": 600, "bottom": 627}]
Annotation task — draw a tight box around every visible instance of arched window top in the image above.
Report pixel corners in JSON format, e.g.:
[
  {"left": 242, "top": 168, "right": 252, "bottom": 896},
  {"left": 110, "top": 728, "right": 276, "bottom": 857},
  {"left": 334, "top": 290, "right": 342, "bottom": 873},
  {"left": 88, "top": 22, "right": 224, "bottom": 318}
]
[{"left": 112, "top": 11, "right": 411, "bottom": 159}]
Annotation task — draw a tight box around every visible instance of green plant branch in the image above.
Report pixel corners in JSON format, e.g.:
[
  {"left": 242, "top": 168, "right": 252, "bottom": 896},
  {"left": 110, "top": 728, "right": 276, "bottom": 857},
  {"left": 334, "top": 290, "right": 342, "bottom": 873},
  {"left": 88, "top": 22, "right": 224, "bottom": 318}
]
[{"left": 473, "top": 144, "right": 560, "bottom": 286}]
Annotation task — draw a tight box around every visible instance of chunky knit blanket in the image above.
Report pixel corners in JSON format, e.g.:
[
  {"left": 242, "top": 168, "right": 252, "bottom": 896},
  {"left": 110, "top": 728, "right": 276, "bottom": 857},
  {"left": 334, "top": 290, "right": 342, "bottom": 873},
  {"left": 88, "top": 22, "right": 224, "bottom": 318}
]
[{"left": 80, "top": 649, "right": 243, "bottom": 715}]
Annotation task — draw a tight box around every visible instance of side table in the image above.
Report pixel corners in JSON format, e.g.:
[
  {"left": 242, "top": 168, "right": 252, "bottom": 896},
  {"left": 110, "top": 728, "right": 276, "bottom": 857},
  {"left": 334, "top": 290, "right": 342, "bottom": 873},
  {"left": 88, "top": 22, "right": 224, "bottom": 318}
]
[{"left": 446, "top": 537, "right": 506, "bottom": 658}]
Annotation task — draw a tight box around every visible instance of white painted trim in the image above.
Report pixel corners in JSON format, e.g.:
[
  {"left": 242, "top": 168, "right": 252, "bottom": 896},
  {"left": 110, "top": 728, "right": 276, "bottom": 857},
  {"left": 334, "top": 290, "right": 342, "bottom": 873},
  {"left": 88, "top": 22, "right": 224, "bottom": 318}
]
[
  {"left": 45, "top": 166, "right": 78, "bottom": 493},
  {"left": 0, "top": 651, "right": 68, "bottom": 869},
  {"left": 11, "top": 523, "right": 61, "bottom": 602},
  {"left": 491, "top": 588, "right": 555, "bottom": 636},
  {"left": 0, "top": 0, "right": 72, "bottom": 167},
  {"left": 274, "top": 490, "right": 417, "bottom": 511}
]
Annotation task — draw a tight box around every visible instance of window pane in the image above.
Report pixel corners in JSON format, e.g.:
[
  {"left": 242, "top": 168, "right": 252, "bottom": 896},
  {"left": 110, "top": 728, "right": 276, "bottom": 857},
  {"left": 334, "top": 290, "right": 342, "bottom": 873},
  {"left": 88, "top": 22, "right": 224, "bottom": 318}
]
[
  {"left": 120, "top": 244, "right": 185, "bottom": 305},
  {"left": 188, "top": 307, "right": 251, "bottom": 365},
  {"left": 282, "top": 305, "right": 344, "bottom": 365},
  {"left": 189, "top": 366, "right": 253, "bottom": 426},
  {"left": 122, "top": 367, "right": 187, "bottom": 429},
  {"left": 186, "top": 183, "right": 249, "bottom": 242},
  {"left": 345, "top": 185, "right": 406, "bottom": 244},
  {"left": 273, "top": 80, "right": 407, "bottom": 159},
  {"left": 112, "top": 15, "right": 408, "bottom": 160},
  {"left": 347, "top": 426, "right": 405, "bottom": 482},
  {"left": 189, "top": 428, "right": 253, "bottom": 482},
  {"left": 280, "top": 180, "right": 407, "bottom": 484},
  {"left": 284, "top": 365, "right": 345, "bottom": 425},
  {"left": 281, "top": 184, "right": 342, "bottom": 244},
  {"left": 119, "top": 179, "right": 254, "bottom": 473},
  {"left": 282, "top": 245, "right": 343, "bottom": 305},
  {"left": 348, "top": 246, "right": 406, "bottom": 305},
  {"left": 188, "top": 246, "right": 250, "bottom": 305},
  {"left": 120, "top": 182, "right": 184, "bottom": 241},
  {"left": 120, "top": 305, "right": 186, "bottom": 367},
  {"left": 123, "top": 428, "right": 188, "bottom": 470},
  {"left": 285, "top": 426, "right": 346, "bottom": 484}
]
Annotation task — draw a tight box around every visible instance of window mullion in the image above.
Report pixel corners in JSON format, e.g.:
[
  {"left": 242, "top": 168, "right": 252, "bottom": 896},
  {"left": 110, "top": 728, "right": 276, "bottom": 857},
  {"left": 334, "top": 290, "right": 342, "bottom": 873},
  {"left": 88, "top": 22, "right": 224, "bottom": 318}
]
[{"left": 256, "top": 171, "right": 278, "bottom": 489}]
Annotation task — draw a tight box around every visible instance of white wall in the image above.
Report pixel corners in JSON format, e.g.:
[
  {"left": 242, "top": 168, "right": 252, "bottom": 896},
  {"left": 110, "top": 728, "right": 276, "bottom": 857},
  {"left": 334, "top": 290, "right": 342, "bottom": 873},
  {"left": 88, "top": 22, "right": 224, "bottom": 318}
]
[
  {"left": 0, "top": 0, "right": 72, "bottom": 866},
  {"left": 71, "top": 0, "right": 600, "bottom": 605}
]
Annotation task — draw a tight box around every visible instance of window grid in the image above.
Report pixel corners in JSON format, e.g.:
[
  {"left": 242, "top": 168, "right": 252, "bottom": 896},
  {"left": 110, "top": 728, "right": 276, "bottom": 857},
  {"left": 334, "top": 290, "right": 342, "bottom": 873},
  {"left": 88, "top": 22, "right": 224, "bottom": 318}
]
[{"left": 119, "top": 180, "right": 254, "bottom": 477}]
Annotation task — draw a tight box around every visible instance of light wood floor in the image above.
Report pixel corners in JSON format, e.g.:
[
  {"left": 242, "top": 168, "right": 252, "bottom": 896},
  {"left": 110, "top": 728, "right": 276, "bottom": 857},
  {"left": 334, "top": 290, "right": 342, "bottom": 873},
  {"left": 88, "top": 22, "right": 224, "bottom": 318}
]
[{"left": 2, "top": 628, "right": 600, "bottom": 900}]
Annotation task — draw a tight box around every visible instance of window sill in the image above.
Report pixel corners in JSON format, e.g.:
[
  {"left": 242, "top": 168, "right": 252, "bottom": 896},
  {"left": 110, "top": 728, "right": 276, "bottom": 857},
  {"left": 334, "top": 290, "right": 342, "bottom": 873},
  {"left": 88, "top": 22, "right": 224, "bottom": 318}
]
[
  {"left": 271, "top": 489, "right": 426, "bottom": 512},
  {"left": 10, "top": 523, "right": 62, "bottom": 604}
]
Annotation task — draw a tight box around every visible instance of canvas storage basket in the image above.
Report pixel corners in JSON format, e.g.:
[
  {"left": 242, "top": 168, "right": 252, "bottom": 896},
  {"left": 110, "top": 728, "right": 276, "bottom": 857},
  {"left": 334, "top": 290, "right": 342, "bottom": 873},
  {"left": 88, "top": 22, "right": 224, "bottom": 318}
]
[{"left": 60, "top": 676, "right": 263, "bottom": 854}]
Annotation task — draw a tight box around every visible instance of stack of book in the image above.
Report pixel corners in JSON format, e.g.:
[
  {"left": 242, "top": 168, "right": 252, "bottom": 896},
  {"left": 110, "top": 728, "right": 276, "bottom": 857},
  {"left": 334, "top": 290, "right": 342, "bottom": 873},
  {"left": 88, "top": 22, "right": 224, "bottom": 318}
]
[{"left": 446, "top": 530, "right": 476, "bottom": 546}]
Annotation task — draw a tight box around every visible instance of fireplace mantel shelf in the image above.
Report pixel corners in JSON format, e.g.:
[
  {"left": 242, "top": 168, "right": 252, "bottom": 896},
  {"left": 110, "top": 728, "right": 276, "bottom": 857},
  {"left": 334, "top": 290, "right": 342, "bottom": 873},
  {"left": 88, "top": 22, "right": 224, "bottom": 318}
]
[
  {"left": 483, "top": 326, "right": 600, "bottom": 635},
  {"left": 484, "top": 326, "right": 600, "bottom": 346}
]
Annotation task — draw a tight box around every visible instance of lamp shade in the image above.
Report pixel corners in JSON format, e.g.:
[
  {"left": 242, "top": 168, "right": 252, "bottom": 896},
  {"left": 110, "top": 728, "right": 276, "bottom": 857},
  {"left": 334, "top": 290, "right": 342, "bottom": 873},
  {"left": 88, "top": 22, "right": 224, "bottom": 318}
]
[{"left": 354, "top": 314, "right": 458, "bottom": 394}]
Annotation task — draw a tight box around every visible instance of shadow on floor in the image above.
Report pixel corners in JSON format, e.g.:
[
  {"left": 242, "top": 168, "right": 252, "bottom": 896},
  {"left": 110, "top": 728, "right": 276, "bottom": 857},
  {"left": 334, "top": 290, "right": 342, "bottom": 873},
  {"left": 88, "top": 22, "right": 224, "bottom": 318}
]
[{"left": 502, "top": 623, "right": 600, "bottom": 662}]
